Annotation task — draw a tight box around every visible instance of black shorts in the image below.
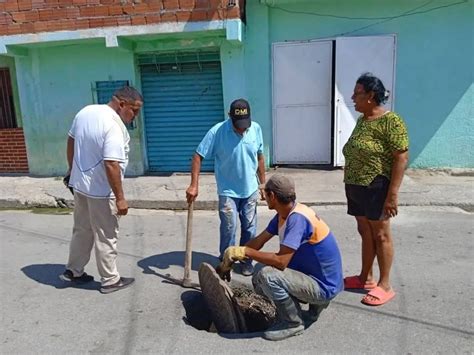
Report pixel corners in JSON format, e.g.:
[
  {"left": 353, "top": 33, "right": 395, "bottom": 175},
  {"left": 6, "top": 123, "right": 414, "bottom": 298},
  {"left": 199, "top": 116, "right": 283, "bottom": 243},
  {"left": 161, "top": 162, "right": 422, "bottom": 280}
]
[{"left": 345, "top": 175, "right": 390, "bottom": 221}]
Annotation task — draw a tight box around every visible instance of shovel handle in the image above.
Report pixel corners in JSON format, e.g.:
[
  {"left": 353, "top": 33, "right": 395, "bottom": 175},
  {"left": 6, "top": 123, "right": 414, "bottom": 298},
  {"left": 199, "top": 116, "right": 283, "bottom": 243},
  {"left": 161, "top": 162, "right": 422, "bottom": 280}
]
[{"left": 183, "top": 201, "right": 194, "bottom": 282}]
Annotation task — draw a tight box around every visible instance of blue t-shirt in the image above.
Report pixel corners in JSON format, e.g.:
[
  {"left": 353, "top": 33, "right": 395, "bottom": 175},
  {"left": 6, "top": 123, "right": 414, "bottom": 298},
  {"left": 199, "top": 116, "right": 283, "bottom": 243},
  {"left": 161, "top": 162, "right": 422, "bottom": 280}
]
[
  {"left": 196, "top": 119, "right": 263, "bottom": 198},
  {"left": 266, "top": 203, "right": 344, "bottom": 299}
]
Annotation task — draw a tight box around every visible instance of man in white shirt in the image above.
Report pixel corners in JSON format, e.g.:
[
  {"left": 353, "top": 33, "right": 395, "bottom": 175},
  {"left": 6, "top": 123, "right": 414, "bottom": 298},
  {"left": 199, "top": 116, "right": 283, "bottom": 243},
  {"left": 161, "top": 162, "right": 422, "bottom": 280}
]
[{"left": 60, "top": 86, "right": 143, "bottom": 294}]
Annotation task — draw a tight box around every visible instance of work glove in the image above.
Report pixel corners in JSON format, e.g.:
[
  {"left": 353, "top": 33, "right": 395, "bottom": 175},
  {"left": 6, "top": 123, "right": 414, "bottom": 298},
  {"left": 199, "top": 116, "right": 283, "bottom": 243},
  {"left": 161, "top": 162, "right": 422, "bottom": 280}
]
[
  {"left": 215, "top": 246, "right": 247, "bottom": 282},
  {"left": 63, "top": 174, "right": 74, "bottom": 195},
  {"left": 224, "top": 246, "right": 247, "bottom": 263}
]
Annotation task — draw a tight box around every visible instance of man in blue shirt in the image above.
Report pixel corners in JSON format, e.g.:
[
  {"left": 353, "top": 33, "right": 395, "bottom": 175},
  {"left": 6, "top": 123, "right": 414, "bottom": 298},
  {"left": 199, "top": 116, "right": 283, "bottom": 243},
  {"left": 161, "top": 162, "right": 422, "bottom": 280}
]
[
  {"left": 186, "top": 99, "right": 265, "bottom": 276},
  {"left": 217, "top": 174, "right": 344, "bottom": 341}
]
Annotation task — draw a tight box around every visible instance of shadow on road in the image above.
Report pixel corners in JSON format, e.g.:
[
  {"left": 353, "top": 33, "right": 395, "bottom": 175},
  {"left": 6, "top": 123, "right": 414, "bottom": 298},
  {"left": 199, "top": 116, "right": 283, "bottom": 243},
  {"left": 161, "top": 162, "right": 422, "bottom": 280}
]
[
  {"left": 21, "top": 263, "right": 100, "bottom": 291},
  {"left": 136, "top": 251, "right": 218, "bottom": 288},
  {"left": 137, "top": 251, "right": 219, "bottom": 274}
]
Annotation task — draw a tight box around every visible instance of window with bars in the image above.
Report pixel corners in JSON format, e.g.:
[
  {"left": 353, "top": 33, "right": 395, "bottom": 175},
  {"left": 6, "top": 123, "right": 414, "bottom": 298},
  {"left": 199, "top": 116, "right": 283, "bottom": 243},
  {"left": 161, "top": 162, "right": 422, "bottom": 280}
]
[
  {"left": 0, "top": 68, "right": 17, "bottom": 129},
  {"left": 94, "top": 80, "right": 136, "bottom": 130}
]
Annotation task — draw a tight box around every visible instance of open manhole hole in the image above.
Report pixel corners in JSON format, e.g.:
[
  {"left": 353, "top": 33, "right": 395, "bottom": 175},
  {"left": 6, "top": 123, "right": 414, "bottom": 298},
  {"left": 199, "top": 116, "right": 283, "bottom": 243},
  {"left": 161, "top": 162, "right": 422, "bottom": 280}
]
[{"left": 182, "top": 263, "right": 277, "bottom": 333}]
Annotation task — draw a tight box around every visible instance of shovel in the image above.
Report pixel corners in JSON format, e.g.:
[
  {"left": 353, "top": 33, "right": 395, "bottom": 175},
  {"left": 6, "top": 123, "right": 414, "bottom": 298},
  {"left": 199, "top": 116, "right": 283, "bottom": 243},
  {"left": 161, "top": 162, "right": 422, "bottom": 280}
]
[{"left": 166, "top": 201, "right": 200, "bottom": 289}]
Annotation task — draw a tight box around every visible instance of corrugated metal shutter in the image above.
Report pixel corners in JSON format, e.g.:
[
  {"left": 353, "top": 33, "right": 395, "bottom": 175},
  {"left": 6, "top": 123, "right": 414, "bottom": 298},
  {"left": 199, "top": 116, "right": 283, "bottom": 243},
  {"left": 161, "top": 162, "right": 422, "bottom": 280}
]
[{"left": 139, "top": 52, "right": 224, "bottom": 172}]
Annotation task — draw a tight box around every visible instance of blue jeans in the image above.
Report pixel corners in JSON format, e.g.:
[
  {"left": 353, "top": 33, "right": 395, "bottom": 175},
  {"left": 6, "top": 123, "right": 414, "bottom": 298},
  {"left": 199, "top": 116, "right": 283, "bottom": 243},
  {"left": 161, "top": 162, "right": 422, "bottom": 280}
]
[
  {"left": 252, "top": 265, "right": 328, "bottom": 304},
  {"left": 218, "top": 191, "right": 258, "bottom": 261}
]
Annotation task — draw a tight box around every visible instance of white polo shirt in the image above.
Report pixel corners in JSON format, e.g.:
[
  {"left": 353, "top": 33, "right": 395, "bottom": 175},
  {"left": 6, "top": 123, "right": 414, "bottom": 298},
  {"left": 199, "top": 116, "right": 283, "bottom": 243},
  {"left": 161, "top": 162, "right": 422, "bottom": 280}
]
[{"left": 68, "top": 104, "right": 130, "bottom": 198}]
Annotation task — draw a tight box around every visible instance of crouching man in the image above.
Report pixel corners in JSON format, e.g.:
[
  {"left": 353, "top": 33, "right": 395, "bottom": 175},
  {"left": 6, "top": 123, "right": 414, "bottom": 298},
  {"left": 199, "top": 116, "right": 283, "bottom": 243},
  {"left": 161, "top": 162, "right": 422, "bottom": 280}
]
[{"left": 217, "top": 174, "right": 343, "bottom": 341}]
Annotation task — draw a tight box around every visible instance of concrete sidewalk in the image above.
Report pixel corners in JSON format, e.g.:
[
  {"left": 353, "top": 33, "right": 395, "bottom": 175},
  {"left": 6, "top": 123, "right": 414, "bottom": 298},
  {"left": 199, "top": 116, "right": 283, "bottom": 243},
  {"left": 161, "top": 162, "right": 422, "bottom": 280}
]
[{"left": 0, "top": 168, "right": 473, "bottom": 211}]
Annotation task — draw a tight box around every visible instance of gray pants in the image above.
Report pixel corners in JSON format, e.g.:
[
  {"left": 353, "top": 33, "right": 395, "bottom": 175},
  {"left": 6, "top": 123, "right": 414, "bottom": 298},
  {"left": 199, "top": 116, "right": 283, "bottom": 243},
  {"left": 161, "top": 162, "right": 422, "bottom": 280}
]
[
  {"left": 252, "top": 265, "right": 329, "bottom": 305},
  {"left": 66, "top": 192, "right": 121, "bottom": 286}
]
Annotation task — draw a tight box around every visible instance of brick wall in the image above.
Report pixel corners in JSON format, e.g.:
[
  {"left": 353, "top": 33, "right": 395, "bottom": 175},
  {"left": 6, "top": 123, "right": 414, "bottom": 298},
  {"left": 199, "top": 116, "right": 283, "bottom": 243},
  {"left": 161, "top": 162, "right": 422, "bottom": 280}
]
[
  {"left": 0, "top": 128, "right": 29, "bottom": 173},
  {"left": 0, "top": 0, "right": 243, "bottom": 36}
]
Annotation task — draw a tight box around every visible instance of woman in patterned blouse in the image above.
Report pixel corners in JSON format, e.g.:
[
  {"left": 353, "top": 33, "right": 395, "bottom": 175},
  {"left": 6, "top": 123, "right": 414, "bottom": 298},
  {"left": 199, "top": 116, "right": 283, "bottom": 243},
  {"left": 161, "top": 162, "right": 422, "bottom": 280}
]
[{"left": 342, "top": 73, "right": 409, "bottom": 306}]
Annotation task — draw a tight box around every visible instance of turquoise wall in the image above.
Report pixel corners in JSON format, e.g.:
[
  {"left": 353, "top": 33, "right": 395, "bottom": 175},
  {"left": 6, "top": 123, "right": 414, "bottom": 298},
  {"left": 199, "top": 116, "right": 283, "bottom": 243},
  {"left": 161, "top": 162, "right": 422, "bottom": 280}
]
[
  {"left": 244, "top": 0, "right": 474, "bottom": 167},
  {"left": 12, "top": 30, "right": 242, "bottom": 176},
  {"left": 14, "top": 42, "right": 143, "bottom": 175},
  {"left": 0, "top": 55, "right": 22, "bottom": 125}
]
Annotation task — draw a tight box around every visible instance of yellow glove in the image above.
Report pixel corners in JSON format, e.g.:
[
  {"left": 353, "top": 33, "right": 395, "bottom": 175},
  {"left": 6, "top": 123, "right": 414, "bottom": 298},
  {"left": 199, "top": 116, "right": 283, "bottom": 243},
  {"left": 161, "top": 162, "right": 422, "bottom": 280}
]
[
  {"left": 215, "top": 246, "right": 247, "bottom": 282},
  {"left": 224, "top": 246, "right": 247, "bottom": 263}
]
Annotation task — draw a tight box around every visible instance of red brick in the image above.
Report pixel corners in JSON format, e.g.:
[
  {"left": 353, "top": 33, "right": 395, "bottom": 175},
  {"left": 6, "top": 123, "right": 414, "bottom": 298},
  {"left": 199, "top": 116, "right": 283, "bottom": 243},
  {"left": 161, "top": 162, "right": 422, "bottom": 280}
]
[
  {"left": 147, "top": 1, "right": 161, "bottom": 11},
  {"left": 33, "top": 21, "right": 46, "bottom": 31},
  {"left": 59, "top": 18, "right": 75, "bottom": 29},
  {"left": 122, "top": 4, "right": 135, "bottom": 14},
  {"left": 52, "top": 7, "right": 68, "bottom": 19},
  {"left": 94, "top": 5, "right": 109, "bottom": 16},
  {"left": 194, "top": 0, "right": 208, "bottom": 9},
  {"left": 39, "top": 8, "right": 54, "bottom": 20},
  {"left": 89, "top": 17, "right": 105, "bottom": 27},
  {"left": 145, "top": 13, "right": 160, "bottom": 23},
  {"left": 8, "top": 24, "right": 22, "bottom": 34},
  {"left": 190, "top": 9, "right": 206, "bottom": 21},
  {"left": 176, "top": 10, "right": 190, "bottom": 21},
  {"left": 108, "top": 4, "right": 122, "bottom": 15},
  {"left": 18, "top": 1, "right": 33, "bottom": 11},
  {"left": 133, "top": 3, "right": 147, "bottom": 12},
  {"left": 58, "top": 0, "right": 73, "bottom": 5},
  {"left": 179, "top": 0, "right": 194, "bottom": 9},
  {"left": 160, "top": 12, "right": 176, "bottom": 22},
  {"left": 11, "top": 12, "right": 27, "bottom": 23},
  {"left": 100, "top": 0, "right": 113, "bottom": 4},
  {"left": 116, "top": 16, "right": 131, "bottom": 25},
  {"left": 226, "top": 5, "right": 239, "bottom": 18},
  {"left": 32, "top": 0, "right": 48, "bottom": 9},
  {"left": 163, "top": 0, "right": 178, "bottom": 9},
  {"left": 209, "top": 0, "right": 222, "bottom": 9},
  {"left": 72, "top": 0, "right": 87, "bottom": 4},
  {"left": 208, "top": 8, "right": 222, "bottom": 20},
  {"left": 131, "top": 15, "right": 146, "bottom": 25},
  {"left": 75, "top": 18, "right": 89, "bottom": 28},
  {"left": 0, "top": 13, "right": 11, "bottom": 25},
  {"left": 79, "top": 6, "right": 95, "bottom": 16},
  {"left": 102, "top": 16, "right": 117, "bottom": 26},
  {"left": 66, "top": 7, "right": 80, "bottom": 18},
  {"left": 24, "top": 10, "right": 40, "bottom": 21},
  {"left": 21, "top": 22, "right": 34, "bottom": 31},
  {"left": 0, "top": 25, "right": 8, "bottom": 35},
  {"left": 5, "top": 2, "right": 20, "bottom": 12},
  {"left": 87, "top": 0, "right": 99, "bottom": 4},
  {"left": 46, "top": 19, "right": 63, "bottom": 31}
]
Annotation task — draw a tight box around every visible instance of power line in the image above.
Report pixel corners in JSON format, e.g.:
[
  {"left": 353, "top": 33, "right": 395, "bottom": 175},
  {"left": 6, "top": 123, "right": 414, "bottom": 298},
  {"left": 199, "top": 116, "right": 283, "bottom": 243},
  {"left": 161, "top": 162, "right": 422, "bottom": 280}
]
[
  {"left": 271, "top": 0, "right": 468, "bottom": 21},
  {"left": 335, "top": 0, "right": 435, "bottom": 37}
]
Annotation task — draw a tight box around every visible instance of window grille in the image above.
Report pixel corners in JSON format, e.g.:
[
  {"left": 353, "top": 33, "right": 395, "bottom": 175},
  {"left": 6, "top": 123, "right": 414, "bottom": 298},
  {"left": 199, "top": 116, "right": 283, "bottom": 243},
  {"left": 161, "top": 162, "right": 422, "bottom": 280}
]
[{"left": 93, "top": 80, "right": 136, "bottom": 130}]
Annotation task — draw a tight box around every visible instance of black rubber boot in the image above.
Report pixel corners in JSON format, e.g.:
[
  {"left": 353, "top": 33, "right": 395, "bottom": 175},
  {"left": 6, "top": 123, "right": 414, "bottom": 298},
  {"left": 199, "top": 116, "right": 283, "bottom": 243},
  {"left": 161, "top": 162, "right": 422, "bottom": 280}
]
[
  {"left": 263, "top": 297, "right": 305, "bottom": 341},
  {"left": 304, "top": 301, "right": 330, "bottom": 327}
]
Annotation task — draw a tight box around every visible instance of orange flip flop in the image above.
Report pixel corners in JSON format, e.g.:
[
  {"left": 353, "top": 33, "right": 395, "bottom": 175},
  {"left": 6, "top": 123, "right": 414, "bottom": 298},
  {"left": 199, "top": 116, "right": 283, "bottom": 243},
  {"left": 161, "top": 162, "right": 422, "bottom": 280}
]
[
  {"left": 361, "top": 286, "right": 395, "bottom": 306},
  {"left": 344, "top": 275, "right": 377, "bottom": 290}
]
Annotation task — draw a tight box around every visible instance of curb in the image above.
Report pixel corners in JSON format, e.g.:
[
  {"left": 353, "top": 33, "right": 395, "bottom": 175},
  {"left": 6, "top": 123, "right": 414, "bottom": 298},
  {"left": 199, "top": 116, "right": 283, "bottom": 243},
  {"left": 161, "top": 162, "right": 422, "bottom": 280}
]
[{"left": 1, "top": 199, "right": 472, "bottom": 212}]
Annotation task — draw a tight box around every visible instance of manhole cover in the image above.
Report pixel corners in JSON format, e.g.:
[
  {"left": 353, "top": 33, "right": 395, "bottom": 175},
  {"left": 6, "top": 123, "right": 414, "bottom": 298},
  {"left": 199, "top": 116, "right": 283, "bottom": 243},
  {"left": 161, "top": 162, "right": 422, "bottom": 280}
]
[{"left": 198, "top": 262, "right": 246, "bottom": 333}]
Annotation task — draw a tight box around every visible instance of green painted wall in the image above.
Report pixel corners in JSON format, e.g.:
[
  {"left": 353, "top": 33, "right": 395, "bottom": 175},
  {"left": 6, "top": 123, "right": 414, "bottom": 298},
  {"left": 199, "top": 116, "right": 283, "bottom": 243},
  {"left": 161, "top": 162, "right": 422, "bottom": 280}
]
[
  {"left": 14, "top": 43, "right": 143, "bottom": 176},
  {"left": 12, "top": 31, "right": 238, "bottom": 176},
  {"left": 0, "top": 55, "right": 22, "bottom": 126},
  {"left": 244, "top": 0, "right": 474, "bottom": 168}
]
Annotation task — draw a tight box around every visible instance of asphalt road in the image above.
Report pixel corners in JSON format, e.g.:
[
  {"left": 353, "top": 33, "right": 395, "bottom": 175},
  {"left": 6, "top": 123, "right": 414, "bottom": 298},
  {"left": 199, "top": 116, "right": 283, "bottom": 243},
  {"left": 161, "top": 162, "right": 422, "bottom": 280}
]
[{"left": 1, "top": 206, "right": 472, "bottom": 354}]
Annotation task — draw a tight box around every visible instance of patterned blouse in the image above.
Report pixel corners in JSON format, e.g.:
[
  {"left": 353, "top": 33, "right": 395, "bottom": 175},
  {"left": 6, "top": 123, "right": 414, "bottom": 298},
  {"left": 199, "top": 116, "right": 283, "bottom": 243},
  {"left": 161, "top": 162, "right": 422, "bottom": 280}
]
[{"left": 343, "top": 112, "right": 409, "bottom": 186}]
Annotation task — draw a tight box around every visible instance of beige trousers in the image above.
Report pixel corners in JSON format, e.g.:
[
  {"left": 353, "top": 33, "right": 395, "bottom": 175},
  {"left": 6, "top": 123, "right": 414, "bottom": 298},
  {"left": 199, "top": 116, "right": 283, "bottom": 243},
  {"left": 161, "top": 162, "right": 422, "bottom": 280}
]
[{"left": 66, "top": 191, "right": 121, "bottom": 286}]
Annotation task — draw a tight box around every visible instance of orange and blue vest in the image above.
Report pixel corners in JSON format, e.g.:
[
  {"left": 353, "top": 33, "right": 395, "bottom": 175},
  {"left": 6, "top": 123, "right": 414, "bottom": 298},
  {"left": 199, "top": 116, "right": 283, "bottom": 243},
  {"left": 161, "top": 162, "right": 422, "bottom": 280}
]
[{"left": 266, "top": 203, "right": 344, "bottom": 299}]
